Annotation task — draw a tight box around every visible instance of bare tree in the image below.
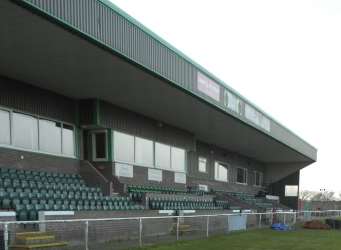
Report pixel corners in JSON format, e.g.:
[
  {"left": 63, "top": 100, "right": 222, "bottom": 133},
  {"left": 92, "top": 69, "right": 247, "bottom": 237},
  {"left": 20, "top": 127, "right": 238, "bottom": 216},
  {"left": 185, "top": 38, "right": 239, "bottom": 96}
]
[
  {"left": 311, "top": 191, "right": 335, "bottom": 201},
  {"left": 300, "top": 190, "right": 316, "bottom": 201}
]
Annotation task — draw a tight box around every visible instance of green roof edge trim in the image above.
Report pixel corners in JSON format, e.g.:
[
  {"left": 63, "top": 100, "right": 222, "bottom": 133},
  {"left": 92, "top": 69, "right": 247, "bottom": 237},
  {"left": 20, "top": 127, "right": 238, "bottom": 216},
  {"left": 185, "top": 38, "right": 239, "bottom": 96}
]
[{"left": 14, "top": 0, "right": 316, "bottom": 160}]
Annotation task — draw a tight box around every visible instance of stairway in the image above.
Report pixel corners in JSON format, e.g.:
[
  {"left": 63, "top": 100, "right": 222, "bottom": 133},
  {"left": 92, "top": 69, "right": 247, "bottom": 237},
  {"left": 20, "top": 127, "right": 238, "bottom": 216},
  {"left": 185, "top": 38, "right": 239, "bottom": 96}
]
[{"left": 10, "top": 232, "right": 67, "bottom": 250}]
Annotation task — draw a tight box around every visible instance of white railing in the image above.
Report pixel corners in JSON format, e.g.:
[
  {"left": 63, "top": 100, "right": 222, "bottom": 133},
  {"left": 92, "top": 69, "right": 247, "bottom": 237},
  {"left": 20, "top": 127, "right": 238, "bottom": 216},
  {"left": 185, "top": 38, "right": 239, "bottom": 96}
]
[{"left": 1, "top": 210, "right": 340, "bottom": 250}]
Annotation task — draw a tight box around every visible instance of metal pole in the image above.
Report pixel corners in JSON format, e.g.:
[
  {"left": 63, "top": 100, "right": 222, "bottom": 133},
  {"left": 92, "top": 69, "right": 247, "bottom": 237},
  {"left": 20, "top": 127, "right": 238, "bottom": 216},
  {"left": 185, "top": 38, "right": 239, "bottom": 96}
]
[
  {"left": 139, "top": 218, "right": 143, "bottom": 247},
  {"left": 259, "top": 214, "right": 262, "bottom": 228},
  {"left": 206, "top": 216, "right": 209, "bottom": 238},
  {"left": 284, "top": 214, "right": 286, "bottom": 225},
  {"left": 4, "top": 223, "right": 8, "bottom": 250},
  {"left": 85, "top": 221, "right": 89, "bottom": 250},
  {"left": 176, "top": 217, "right": 180, "bottom": 241}
]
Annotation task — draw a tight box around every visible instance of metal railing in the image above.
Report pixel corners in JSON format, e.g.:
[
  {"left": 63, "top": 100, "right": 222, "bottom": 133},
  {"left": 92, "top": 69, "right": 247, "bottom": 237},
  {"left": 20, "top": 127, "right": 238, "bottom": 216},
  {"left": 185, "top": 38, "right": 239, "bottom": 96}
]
[{"left": 1, "top": 210, "right": 340, "bottom": 250}]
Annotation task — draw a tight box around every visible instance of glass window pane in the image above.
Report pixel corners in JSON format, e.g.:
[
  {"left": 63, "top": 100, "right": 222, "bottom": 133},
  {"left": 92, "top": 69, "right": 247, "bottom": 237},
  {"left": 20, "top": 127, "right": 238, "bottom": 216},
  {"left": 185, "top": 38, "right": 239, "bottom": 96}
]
[
  {"left": 12, "top": 113, "right": 38, "bottom": 150},
  {"left": 62, "top": 124, "right": 75, "bottom": 156},
  {"left": 135, "top": 137, "right": 154, "bottom": 166},
  {"left": 215, "top": 162, "right": 227, "bottom": 182},
  {"left": 171, "top": 147, "right": 185, "bottom": 172},
  {"left": 155, "top": 142, "right": 170, "bottom": 169},
  {"left": 0, "top": 109, "right": 10, "bottom": 145},
  {"left": 113, "top": 131, "right": 134, "bottom": 163},
  {"left": 39, "top": 119, "right": 62, "bottom": 155},
  {"left": 198, "top": 157, "right": 207, "bottom": 173},
  {"left": 237, "top": 168, "right": 247, "bottom": 184}
]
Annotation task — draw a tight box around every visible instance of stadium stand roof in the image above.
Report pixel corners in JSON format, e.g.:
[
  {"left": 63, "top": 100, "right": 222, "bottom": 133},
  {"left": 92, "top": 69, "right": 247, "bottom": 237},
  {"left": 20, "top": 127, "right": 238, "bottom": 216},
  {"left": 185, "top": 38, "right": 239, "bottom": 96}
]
[{"left": 0, "top": 0, "right": 316, "bottom": 165}]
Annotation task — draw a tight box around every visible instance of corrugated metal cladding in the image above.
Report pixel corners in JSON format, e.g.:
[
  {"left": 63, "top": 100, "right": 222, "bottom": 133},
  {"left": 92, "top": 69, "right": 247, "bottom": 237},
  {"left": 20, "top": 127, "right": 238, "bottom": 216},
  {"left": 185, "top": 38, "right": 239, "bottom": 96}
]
[
  {"left": 21, "top": 0, "right": 195, "bottom": 92},
  {"left": 17, "top": 0, "right": 316, "bottom": 160},
  {"left": 0, "top": 76, "right": 77, "bottom": 124},
  {"left": 99, "top": 101, "right": 195, "bottom": 151}
]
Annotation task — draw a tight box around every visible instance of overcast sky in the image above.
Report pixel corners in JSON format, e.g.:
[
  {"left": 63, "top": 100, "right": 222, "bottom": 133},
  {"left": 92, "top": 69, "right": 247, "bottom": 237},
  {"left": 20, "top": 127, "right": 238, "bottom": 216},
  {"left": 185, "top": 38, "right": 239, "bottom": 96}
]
[{"left": 110, "top": 0, "right": 341, "bottom": 193}]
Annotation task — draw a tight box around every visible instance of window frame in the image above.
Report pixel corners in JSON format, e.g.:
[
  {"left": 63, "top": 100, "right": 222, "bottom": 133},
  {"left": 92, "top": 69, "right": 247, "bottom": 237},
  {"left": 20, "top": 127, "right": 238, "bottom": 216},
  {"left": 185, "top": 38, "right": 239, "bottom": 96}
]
[
  {"left": 198, "top": 156, "right": 207, "bottom": 173},
  {"left": 0, "top": 106, "right": 77, "bottom": 159},
  {"left": 254, "top": 171, "right": 263, "bottom": 187},
  {"left": 134, "top": 135, "right": 154, "bottom": 168},
  {"left": 92, "top": 130, "right": 108, "bottom": 162},
  {"left": 214, "top": 161, "right": 229, "bottom": 183},
  {"left": 236, "top": 167, "right": 248, "bottom": 185},
  {"left": 0, "top": 108, "right": 11, "bottom": 146},
  {"left": 154, "top": 142, "right": 171, "bottom": 170},
  {"left": 113, "top": 130, "right": 135, "bottom": 165}
]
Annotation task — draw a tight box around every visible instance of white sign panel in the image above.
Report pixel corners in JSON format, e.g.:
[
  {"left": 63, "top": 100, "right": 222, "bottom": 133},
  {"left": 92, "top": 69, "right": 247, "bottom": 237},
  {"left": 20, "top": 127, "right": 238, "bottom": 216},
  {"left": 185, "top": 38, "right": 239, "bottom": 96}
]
[
  {"left": 245, "top": 104, "right": 270, "bottom": 132},
  {"left": 115, "top": 163, "right": 134, "bottom": 178},
  {"left": 148, "top": 168, "right": 162, "bottom": 182},
  {"left": 174, "top": 172, "right": 186, "bottom": 184},
  {"left": 285, "top": 185, "right": 298, "bottom": 197},
  {"left": 198, "top": 184, "right": 208, "bottom": 192},
  {"left": 197, "top": 72, "right": 220, "bottom": 102}
]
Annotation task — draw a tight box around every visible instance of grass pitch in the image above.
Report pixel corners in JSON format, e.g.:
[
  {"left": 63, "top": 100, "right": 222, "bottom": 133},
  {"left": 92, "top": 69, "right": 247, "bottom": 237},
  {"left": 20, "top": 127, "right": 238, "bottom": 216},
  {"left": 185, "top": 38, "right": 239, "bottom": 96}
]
[{"left": 138, "top": 229, "right": 341, "bottom": 250}]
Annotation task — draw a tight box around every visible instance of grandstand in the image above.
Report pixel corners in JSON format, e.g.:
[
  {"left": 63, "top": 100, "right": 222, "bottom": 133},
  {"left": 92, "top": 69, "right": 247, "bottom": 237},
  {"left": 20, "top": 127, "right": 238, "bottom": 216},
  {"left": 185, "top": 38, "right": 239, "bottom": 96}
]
[{"left": 0, "top": 0, "right": 316, "bottom": 234}]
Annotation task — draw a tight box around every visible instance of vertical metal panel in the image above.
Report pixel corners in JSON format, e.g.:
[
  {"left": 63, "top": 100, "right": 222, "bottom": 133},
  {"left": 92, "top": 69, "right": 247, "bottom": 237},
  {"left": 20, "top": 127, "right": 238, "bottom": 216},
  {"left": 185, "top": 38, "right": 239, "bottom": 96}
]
[
  {"left": 19, "top": 0, "right": 200, "bottom": 96},
  {"left": 0, "top": 77, "right": 77, "bottom": 124}
]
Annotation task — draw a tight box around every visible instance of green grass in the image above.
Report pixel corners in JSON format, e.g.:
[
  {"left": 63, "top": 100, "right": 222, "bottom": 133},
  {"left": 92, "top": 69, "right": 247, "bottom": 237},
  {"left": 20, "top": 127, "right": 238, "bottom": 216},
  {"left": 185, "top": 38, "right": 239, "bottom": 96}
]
[{"left": 137, "top": 229, "right": 341, "bottom": 250}]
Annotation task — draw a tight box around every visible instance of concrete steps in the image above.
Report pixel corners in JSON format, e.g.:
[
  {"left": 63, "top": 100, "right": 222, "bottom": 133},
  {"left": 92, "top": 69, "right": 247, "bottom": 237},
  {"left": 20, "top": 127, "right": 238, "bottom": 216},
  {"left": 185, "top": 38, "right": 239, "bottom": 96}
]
[{"left": 10, "top": 232, "right": 67, "bottom": 250}]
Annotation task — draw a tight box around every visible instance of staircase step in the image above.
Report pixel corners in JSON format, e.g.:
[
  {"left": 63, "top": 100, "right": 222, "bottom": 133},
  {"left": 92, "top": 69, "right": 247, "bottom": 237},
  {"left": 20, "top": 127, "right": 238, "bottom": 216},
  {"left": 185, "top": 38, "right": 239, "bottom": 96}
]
[
  {"left": 15, "top": 235, "right": 55, "bottom": 245},
  {"left": 10, "top": 241, "right": 67, "bottom": 250},
  {"left": 15, "top": 232, "right": 54, "bottom": 238}
]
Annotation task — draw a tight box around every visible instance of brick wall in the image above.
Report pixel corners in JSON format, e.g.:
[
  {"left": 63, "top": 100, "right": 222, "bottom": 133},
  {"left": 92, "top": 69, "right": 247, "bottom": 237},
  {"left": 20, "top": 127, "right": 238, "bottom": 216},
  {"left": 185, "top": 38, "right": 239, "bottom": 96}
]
[{"left": 0, "top": 147, "right": 80, "bottom": 174}]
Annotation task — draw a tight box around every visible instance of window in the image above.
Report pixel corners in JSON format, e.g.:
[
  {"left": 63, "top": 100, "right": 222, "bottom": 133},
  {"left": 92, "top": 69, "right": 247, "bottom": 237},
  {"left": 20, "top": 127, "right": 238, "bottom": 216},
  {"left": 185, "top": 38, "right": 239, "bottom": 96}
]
[
  {"left": 198, "top": 157, "right": 207, "bottom": 173},
  {"left": 171, "top": 147, "right": 185, "bottom": 172},
  {"left": 224, "top": 90, "right": 240, "bottom": 114},
  {"left": 214, "top": 162, "right": 228, "bottom": 182},
  {"left": 0, "top": 109, "right": 76, "bottom": 157},
  {"left": 245, "top": 104, "right": 270, "bottom": 132},
  {"left": 254, "top": 171, "right": 263, "bottom": 186},
  {"left": 12, "top": 113, "right": 38, "bottom": 150},
  {"left": 39, "top": 119, "right": 62, "bottom": 154},
  {"left": 135, "top": 136, "right": 154, "bottom": 166},
  {"left": 155, "top": 142, "right": 171, "bottom": 169},
  {"left": 62, "top": 124, "right": 75, "bottom": 156},
  {"left": 0, "top": 109, "right": 10, "bottom": 145},
  {"left": 237, "top": 168, "right": 248, "bottom": 184},
  {"left": 113, "top": 131, "right": 134, "bottom": 163}
]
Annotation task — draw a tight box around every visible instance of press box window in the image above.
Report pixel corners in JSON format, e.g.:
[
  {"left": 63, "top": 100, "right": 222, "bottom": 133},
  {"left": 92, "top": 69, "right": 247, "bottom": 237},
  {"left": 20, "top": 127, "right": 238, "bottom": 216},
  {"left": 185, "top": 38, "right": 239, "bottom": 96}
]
[
  {"left": 155, "top": 142, "right": 171, "bottom": 170},
  {"left": 214, "top": 162, "right": 228, "bottom": 182},
  {"left": 113, "top": 131, "right": 134, "bottom": 163},
  {"left": 62, "top": 124, "right": 75, "bottom": 156},
  {"left": 254, "top": 171, "right": 263, "bottom": 186},
  {"left": 135, "top": 136, "right": 154, "bottom": 167},
  {"left": 171, "top": 147, "right": 185, "bottom": 172},
  {"left": 198, "top": 157, "right": 207, "bottom": 173},
  {"left": 39, "top": 119, "right": 62, "bottom": 155},
  {"left": 12, "top": 113, "right": 38, "bottom": 150},
  {"left": 0, "top": 109, "right": 11, "bottom": 145},
  {"left": 237, "top": 168, "right": 247, "bottom": 184}
]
